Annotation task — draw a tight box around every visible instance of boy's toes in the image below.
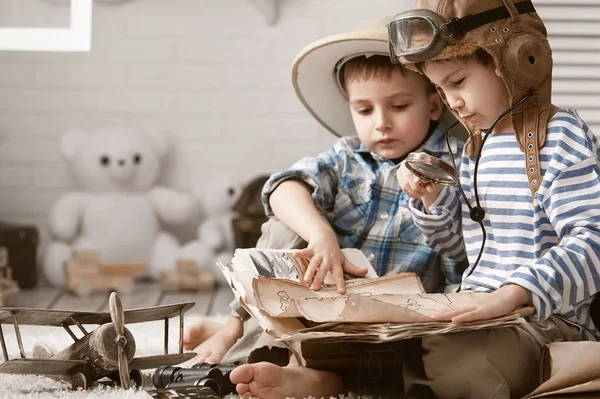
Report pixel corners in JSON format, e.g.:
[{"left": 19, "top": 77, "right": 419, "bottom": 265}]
[
  {"left": 230, "top": 364, "right": 256, "bottom": 385},
  {"left": 183, "top": 342, "right": 196, "bottom": 351},
  {"left": 205, "top": 348, "right": 227, "bottom": 364},
  {"left": 236, "top": 383, "right": 250, "bottom": 396},
  {"left": 192, "top": 347, "right": 213, "bottom": 362},
  {"left": 183, "top": 319, "right": 225, "bottom": 349}
]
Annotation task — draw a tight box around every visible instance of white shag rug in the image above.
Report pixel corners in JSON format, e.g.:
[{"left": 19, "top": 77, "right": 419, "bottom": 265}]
[
  {"left": 0, "top": 314, "right": 230, "bottom": 399},
  {"left": 0, "top": 314, "right": 379, "bottom": 399}
]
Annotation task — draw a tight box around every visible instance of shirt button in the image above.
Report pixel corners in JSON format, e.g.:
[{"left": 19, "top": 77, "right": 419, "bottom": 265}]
[
  {"left": 367, "top": 253, "right": 375, "bottom": 261},
  {"left": 379, "top": 212, "right": 389, "bottom": 220}
]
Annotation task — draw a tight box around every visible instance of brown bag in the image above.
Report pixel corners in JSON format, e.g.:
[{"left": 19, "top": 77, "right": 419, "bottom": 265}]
[{"left": 0, "top": 222, "right": 39, "bottom": 288}]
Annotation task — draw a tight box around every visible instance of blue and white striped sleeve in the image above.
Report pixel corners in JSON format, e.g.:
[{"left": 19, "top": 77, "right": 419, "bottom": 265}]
[
  {"left": 261, "top": 146, "right": 343, "bottom": 217},
  {"left": 502, "top": 155, "right": 600, "bottom": 321},
  {"left": 409, "top": 184, "right": 468, "bottom": 264}
]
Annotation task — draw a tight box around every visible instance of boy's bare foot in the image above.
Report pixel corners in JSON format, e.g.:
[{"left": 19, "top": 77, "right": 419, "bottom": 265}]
[
  {"left": 230, "top": 362, "right": 344, "bottom": 399},
  {"left": 191, "top": 327, "right": 242, "bottom": 363},
  {"left": 183, "top": 318, "right": 224, "bottom": 350},
  {"left": 184, "top": 316, "right": 243, "bottom": 363}
]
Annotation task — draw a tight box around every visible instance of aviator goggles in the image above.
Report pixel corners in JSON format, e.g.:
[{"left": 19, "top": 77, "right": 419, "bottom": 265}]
[{"left": 387, "top": 1, "right": 536, "bottom": 63}]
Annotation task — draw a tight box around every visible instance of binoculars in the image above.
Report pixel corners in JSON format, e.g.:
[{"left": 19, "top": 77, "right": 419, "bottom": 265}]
[{"left": 152, "top": 363, "right": 237, "bottom": 396}]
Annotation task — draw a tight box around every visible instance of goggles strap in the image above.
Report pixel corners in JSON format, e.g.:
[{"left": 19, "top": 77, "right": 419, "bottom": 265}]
[{"left": 447, "top": 0, "right": 535, "bottom": 38}]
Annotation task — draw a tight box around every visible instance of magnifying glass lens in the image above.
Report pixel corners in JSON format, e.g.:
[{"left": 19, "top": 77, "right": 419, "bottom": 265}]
[{"left": 405, "top": 152, "right": 458, "bottom": 186}]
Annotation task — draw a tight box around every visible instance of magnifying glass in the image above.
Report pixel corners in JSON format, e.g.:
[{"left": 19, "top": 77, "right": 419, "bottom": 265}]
[{"left": 405, "top": 152, "right": 459, "bottom": 186}]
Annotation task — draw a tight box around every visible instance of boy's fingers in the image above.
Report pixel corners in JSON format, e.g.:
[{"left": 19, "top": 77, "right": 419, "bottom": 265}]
[
  {"left": 331, "top": 266, "right": 346, "bottom": 294},
  {"left": 294, "top": 249, "right": 313, "bottom": 258},
  {"left": 304, "top": 255, "right": 321, "bottom": 283},
  {"left": 417, "top": 177, "right": 430, "bottom": 187},
  {"left": 451, "top": 309, "right": 483, "bottom": 324},
  {"left": 432, "top": 306, "right": 474, "bottom": 321},
  {"left": 516, "top": 306, "right": 535, "bottom": 318},
  {"left": 310, "top": 269, "right": 326, "bottom": 291},
  {"left": 342, "top": 259, "right": 368, "bottom": 277},
  {"left": 311, "top": 260, "right": 334, "bottom": 291}
]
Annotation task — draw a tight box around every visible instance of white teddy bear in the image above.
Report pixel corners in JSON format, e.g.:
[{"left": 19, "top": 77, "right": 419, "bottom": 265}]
[
  {"left": 180, "top": 178, "right": 243, "bottom": 284},
  {"left": 43, "top": 127, "right": 196, "bottom": 286}
]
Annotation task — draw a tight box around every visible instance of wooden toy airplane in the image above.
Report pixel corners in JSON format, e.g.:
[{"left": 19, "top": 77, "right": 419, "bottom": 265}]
[{"left": 0, "top": 292, "right": 196, "bottom": 390}]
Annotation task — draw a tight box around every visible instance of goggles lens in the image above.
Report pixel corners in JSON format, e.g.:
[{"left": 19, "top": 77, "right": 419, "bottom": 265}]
[
  {"left": 388, "top": 16, "right": 438, "bottom": 57},
  {"left": 388, "top": 15, "right": 440, "bottom": 58}
]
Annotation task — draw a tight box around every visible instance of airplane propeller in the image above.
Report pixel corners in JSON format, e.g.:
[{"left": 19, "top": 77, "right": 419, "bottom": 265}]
[{"left": 109, "top": 292, "right": 131, "bottom": 389}]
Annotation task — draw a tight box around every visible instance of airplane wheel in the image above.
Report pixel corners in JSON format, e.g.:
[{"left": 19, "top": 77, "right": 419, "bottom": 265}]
[
  {"left": 129, "top": 368, "right": 144, "bottom": 388},
  {"left": 71, "top": 372, "right": 87, "bottom": 390}
]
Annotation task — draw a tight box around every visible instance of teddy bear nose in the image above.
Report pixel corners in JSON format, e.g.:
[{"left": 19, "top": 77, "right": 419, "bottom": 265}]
[{"left": 118, "top": 159, "right": 126, "bottom": 166}]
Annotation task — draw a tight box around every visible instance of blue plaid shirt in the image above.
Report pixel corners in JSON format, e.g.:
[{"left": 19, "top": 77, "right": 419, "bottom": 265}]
[{"left": 262, "top": 123, "right": 464, "bottom": 293}]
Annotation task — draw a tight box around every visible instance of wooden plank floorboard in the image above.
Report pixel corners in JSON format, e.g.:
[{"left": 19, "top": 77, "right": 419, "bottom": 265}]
[
  {"left": 15, "top": 286, "right": 62, "bottom": 309},
  {"left": 50, "top": 290, "right": 108, "bottom": 311},
  {"left": 97, "top": 282, "right": 163, "bottom": 311},
  {"left": 160, "top": 289, "right": 213, "bottom": 316},
  {"left": 207, "top": 285, "right": 234, "bottom": 316}
]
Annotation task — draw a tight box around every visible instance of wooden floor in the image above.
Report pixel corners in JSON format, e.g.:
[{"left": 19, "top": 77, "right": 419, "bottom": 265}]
[{"left": 12, "top": 280, "right": 235, "bottom": 317}]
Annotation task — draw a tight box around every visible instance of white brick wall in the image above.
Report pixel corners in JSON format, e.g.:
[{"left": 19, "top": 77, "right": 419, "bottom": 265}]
[{"left": 0, "top": 0, "right": 412, "bottom": 257}]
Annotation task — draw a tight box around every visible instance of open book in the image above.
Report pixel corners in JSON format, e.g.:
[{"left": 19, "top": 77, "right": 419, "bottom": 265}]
[{"left": 218, "top": 248, "right": 528, "bottom": 365}]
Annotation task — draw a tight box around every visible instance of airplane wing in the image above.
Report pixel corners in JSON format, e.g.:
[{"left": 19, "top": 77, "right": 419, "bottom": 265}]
[
  {"left": 0, "top": 358, "right": 87, "bottom": 376},
  {"left": 0, "top": 308, "right": 110, "bottom": 326},
  {"left": 129, "top": 353, "right": 196, "bottom": 370},
  {"left": 0, "top": 302, "right": 195, "bottom": 326}
]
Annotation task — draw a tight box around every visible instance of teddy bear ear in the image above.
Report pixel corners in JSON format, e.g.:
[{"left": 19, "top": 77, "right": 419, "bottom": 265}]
[
  {"left": 142, "top": 128, "right": 169, "bottom": 158},
  {"left": 60, "top": 130, "right": 87, "bottom": 161}
]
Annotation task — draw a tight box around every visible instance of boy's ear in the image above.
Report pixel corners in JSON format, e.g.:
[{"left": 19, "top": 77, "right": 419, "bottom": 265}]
[{"left": 428, "top": 92, "right": 444, "bottom": 121}]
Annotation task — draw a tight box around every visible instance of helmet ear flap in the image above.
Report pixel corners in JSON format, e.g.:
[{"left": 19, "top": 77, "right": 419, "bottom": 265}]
[{"left": 502, "top": 33, "right": 552, "bottom": 91}]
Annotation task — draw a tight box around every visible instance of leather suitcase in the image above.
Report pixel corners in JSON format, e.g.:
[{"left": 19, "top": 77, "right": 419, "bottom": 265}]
[
  {"left": 232, "top": 175, "right": 269, "bottom": 249},
  {"left": 0, "top": 222, "right": 39, "bottom": 288}
]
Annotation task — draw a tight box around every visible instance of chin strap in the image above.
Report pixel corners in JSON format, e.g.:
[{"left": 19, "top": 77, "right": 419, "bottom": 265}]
[
  {"left": 512, "top": 94, "right": 549, "bottom": 199},
  {"left": 463, "top": 94, "right": 549, "bottom": 201}
]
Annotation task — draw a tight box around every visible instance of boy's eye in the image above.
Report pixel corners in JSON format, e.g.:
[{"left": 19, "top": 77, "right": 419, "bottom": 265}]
[
  {"left": 452, "top": 78, "right": 465, "bottom": 87},
  {"left": 356, "top": 108, "right": 372, "bottom": 115},
  {"left": 393, "top": 104, "right": 408, "bottom": 110}
]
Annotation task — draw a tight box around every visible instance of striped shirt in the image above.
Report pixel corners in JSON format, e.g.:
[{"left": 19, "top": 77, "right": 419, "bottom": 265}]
[
  {"left": 262, "top": 123, "right": 464, "bottom": 293},
  {"left": 410, "top": 109, "right": 600, "bottom": 337}
]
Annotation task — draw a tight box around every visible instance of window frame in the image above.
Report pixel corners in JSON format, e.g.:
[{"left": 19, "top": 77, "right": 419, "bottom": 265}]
[{"left": 0, "top": 0, "right": 92, "bottom": 52}]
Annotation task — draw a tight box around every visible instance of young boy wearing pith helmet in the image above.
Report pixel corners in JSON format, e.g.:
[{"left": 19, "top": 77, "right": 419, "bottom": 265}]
[{"left": 188, "top": 17, "right": 467, "bottom": 398}]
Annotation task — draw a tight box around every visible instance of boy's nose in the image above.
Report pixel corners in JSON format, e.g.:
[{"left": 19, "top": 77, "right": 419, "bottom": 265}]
[
  {"left": 375, "top": 111, "right": 392, "bottom": 131},
  {"left": 447, "top": 94, "right": 465, "bottom": 111}
]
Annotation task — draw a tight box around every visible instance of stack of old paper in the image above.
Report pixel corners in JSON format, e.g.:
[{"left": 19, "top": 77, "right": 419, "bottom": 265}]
[{"left": 218, "top": 248, "right": 527, "bottom": 363}]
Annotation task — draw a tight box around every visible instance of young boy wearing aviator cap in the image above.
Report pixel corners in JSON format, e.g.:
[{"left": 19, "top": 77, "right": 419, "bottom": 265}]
[
  {"left": 229, "top": 2, "right": 600, "bottom": 399},
  {"left": 183, "top": 15, "right": 465, "bottom": 381},
  {"left": 390, "top": 0, "right": 600, "bottom": 397}
]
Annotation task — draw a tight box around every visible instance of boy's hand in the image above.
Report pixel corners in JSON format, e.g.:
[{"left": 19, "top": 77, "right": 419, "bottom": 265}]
[
  {"left": 295, "top": 231, "right": 368, "bottom": 294},
  {"left": 432, "top": 285, "right": 532, "bottom": 324},
  {"left": 397, "top": 161, "right": 443, "bottom": 208}
]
